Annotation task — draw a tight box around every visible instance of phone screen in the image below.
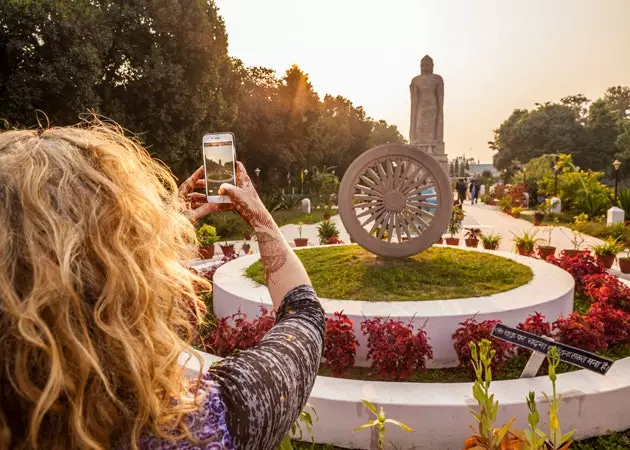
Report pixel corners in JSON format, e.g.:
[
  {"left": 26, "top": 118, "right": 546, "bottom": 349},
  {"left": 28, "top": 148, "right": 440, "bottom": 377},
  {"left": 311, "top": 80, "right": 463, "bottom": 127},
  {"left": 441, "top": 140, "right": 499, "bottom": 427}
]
[{"left": 202, "top": 133, "right": 235, "bottom": 203}]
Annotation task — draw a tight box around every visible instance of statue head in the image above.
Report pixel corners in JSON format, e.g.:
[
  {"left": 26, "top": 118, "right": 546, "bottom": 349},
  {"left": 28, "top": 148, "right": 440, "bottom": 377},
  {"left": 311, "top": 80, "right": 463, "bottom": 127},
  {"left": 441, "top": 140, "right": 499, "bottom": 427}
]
[{"left": 421, "top": 55, "right": 434, "bottom": 75}]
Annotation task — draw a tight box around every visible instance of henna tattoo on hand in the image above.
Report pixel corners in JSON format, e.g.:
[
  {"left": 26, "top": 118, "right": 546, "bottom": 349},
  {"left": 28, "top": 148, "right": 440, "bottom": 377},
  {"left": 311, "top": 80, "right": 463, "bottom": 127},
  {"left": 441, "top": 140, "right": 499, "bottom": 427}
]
[{"left": 256, "top": 231, "right": 288, "bottom": 284}]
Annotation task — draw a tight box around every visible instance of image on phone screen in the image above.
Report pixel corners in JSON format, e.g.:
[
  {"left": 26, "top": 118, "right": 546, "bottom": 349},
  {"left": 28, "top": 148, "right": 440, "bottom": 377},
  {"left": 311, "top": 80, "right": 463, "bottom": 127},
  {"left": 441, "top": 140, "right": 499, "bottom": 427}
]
[{"left": 203, "top": 133, "right": 235, "bottom": 203}]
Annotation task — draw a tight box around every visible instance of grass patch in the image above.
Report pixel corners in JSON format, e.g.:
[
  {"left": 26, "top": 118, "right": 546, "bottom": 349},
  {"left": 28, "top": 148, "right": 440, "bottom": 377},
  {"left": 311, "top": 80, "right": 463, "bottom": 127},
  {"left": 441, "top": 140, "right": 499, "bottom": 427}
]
[{"left": 245, "top": 245, "right": 533, "bottom": 301}]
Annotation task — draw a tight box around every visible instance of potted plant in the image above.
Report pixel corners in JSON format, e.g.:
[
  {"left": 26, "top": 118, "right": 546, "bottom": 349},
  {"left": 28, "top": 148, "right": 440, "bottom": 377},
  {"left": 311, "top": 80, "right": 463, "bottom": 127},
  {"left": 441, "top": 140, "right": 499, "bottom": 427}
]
[
  {"left": 294, "top": 222, "right": 309, "bottom": 247},
  {"left": 196, "top": 224, "right": 219, "bottom": 259},
  {"left": 241, "top": 242, "right": 251, "bottom": 254},
  {"left": 436, "top": 236, "right": 444, "bottom": 245},
  {"left": 323, "top": 210, "right": 332, "bottom": 221},
  {"left": 512, "top": 230, "right": 541, "bottom": 256},
  {"left": 562, "top": 229, "right": 586, "bottom": 258},
  {"left": 243, "top": 231, "right": 252, "bottom": 241},
  {"left": 464, "top": 228, "right": 482, "bottom": 248},
  {"left": 481, "top": 232, "right": 501, "bottom": 250},
  {"left": 537, "top": 218, "right": 558, "bottom": 260},
  {"left": 592, "top": 237, "right": 624, "bottom": 269},
  {"left": 510, "top": 206, "right": 523, "bottom": 219},
  {"left": 317, "top": 219, "right": 340, "bottom": 245},
  {"left": 220, "top": 241, "right": 235, "bottom": 257},
  {"left": 534, "top": 200, "right": 550, "bottom": 226},
  {"left": 619, "top": 249, "right": 630, "bottom": 273},
  {"left": 445, "top": 205, "right": 464, "bottom": 246}
]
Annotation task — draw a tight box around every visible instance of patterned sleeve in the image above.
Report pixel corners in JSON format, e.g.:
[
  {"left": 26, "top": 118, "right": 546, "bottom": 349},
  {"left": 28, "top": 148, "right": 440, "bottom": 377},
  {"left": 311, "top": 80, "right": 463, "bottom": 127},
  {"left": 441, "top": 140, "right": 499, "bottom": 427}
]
[{"left": 206, "top": 285, "right": 325, "bottom": 450}]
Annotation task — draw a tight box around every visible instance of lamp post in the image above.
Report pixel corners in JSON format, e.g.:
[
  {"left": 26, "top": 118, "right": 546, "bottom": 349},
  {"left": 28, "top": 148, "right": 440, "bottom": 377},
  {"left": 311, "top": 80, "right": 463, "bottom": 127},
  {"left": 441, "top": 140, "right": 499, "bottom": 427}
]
[
  {"left": 613, "top": 160, "right": 622, "bottom": 203},
  {"left": 254, "top": 167, "right": 261, "bottom": 186}
]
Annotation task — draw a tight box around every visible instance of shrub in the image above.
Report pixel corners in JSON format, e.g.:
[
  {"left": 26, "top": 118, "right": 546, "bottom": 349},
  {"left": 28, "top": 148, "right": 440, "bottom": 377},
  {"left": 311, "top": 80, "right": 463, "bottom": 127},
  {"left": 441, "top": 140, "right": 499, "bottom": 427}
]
[
  {"left": 547, "top": 252, "right": 605, "bottom": 293},
  {"left": 587, "top": 303, "right": 630, "bottom": 346},
  {"left": 317, "top": 219, "right": 340, "bottom": 244},
  {"left": 552, "top": 313, "right": 607, "bottom": 352},
  {"left": 196, "top": 224, "right": 220, "bottom": 247},
  {"left": 327, "top": 236, "right": 345, "bottom": 245},
  {"left": 452, "top": 318, "right": 512, "bottom": 373},
  {"left": 360, "top": 317, "right": 433, "bottom": 381},
  {"left": 322, "top": 312, "right": 359, "bottom": 376},
  {"left": 204, "top": 306, "right": 275, "bottom": 356},
  {"left": 582, "top": 273, "right": 630, "bottom": 311},
  {"left": 516, "top": 312, "right": 552, "bottom": 358}
]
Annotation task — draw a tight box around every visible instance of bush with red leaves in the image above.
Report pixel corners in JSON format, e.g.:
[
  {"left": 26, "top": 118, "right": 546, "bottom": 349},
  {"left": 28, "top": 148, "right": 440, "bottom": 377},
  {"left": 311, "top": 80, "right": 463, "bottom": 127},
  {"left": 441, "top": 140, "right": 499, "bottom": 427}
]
[
  {"left": 587, "top": 303, "right": 630, "bottom": 346},
  {"left": 360, "top": 317, "right": 433, "bottom": 381},
  {"left": 327, "top": 236, "right": 344, "bottom": 245},
  {"left": 452, "top": 318, "right": 512, "bottom": 372},
  {"left": 552, "top": 313, "right": 607, "bottom": 352},
  {"left": 582, "top": 273, "right": 630, "bottom": 312},
  {"left": 516, "top": 312, "right": 552, "bottom": 357},
  {"left": 547, "top": 252, "right": 605, "bottom": 293},
  {"left": 204, "top": 306, "right": 275, "bottom": 356},
  {"left": 322, "top": 312, "right": 359, "bottom": 376}
]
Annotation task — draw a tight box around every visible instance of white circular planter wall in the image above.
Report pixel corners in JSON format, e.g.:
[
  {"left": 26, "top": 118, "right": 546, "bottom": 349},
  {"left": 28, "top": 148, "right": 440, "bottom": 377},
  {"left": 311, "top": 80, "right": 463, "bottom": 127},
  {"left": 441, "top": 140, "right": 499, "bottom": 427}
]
[
  {"left": 212, "top": 245, "right": 575, "bottom": 367},
  {"left": 180, "top": 350, "right": 630, "bottom": 450}
]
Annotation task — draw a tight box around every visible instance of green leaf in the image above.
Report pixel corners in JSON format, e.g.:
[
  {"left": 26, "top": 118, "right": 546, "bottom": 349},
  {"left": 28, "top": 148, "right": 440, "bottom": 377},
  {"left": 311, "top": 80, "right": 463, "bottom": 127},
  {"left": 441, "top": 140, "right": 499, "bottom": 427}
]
[
  {"left": 353, "top": 422, "right": 376, "bottom": 432},
  {"left": 561, "top": 430, "right": 576, "bottom": 443},
  {"left": 279, "top": 435, "right": 293, "bottom": 450},
  {"left": 385, "top": 419, "right": 413, "bottom": 432},
  {"left": 361, "top": 399, "right": 378, "bottom": 416}
]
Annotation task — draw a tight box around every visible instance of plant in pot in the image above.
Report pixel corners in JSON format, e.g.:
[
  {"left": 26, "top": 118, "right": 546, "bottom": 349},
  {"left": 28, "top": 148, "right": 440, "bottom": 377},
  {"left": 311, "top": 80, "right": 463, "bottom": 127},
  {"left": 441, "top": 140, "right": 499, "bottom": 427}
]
[
  {"left": 294, "top": 222, "right": 308, "bottom": 247},
  {"left": 592, "top": 237, "right": 624, "bottom": 269},
  {"left": 510, "top": 206, "right": 523, "bottom": 219},
  {"left": 197, "top": 224, "right": 219, "bottom": 259},
  {"left": 498, "top": 196, "right": 513, "bottom": 214},
  {"left": 220, "top": 241, "right": 235, "bottom": 257},
  {"left": 537, "top": 218, "right": 558, "bottom": 260},
  {"left": 481, "top": 232, "right": 501, "bottom": 250},
  {"left": 619, "top": 249, "right": 630, "bottom": 274},
  {"left": 445, "top": 206, "right": 463, "bottom": 246},
  {"left": 464, "top": 228, "right": 482, "bottom": 248},
  {"left": 512, "top": 230, "right": 541, "bottom": 256},
  {"left": 561, "top": 228, "right": 586, "bottom": 258},
  {"left": 534, "top": 200, "right": 550, "bottom": 226},
  {"left": 317, "top": 219, "right": 340, "bottom": 245},
  {"left": 323, "top": 210, "right": 332, "bottom": 221},
  {"left": 243, "top": 230, "right": 253, "bottom": 241}
]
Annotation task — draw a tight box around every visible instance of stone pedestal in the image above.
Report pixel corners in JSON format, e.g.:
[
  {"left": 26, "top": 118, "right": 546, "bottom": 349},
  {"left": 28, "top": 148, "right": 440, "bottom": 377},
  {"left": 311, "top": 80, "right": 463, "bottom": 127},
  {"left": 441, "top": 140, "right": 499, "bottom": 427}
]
[
  {"left": 607, "top": 206, "right": 625, "bottom": 226},
  {"left": 411, "top": 143, "right": 448, "bottom": 175},
  {"left": 299, "top": 198, "right": 311, "bottom": 214},
  {"left": 550, "top": 197, "right": 562, "bottom": 214}
]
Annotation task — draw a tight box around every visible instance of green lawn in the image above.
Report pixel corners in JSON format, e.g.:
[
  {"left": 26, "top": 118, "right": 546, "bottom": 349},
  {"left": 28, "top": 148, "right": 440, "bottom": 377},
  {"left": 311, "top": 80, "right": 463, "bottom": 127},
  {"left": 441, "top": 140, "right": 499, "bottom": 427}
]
[{"left": 245, "top": 245, "right": 533, "bottom": 301}]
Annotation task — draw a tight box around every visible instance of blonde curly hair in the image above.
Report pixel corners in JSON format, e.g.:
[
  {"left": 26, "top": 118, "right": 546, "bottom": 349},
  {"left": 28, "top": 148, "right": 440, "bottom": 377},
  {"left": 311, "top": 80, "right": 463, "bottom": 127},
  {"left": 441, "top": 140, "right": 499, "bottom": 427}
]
[{"left": 0, "top": 120, "right": 209, "bottom": 449}]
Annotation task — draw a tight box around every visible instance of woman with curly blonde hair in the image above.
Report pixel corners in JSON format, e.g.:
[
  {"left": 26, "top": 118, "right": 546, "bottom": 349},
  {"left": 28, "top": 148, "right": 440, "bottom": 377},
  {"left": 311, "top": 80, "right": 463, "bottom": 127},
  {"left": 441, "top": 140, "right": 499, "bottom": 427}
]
[{"left": 0, "top": 121, "right": 324, "bottom": 450}]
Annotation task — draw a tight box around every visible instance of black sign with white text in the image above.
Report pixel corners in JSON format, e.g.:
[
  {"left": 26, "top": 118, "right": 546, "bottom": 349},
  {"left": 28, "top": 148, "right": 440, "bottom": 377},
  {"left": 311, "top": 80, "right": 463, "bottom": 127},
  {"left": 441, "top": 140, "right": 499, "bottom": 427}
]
[{"left": 491, "top": 323, "right": 614, "bottom": 375}]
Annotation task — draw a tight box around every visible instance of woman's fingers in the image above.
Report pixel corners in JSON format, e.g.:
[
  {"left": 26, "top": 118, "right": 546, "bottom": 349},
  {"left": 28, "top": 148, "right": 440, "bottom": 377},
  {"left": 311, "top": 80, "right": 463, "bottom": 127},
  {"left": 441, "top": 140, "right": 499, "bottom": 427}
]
[
  {"left": 188, "top": 193, "right": 207, "bottom": 203},
  {"left": 178, "top": 166, "right": 205, "bottom": 196},
  {"left": 235, "top": 161, "right": 253, "bottom": 189}
]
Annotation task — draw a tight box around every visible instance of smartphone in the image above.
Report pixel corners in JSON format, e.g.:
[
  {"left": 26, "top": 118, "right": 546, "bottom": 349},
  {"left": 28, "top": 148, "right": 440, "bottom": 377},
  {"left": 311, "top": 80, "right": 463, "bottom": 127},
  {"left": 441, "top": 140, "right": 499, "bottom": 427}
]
[{"left": 202, "top": 132, "right": 236, "bottom": 203}]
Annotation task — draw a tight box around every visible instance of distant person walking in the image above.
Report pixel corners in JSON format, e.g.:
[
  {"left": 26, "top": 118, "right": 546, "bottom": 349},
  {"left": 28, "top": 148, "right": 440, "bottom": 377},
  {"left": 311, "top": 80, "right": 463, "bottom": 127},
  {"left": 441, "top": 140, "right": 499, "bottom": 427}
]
[
  {"left": 469, "top": 179, "right": 478, "bottom": 205},
  {"left": 456, "top": 179, "right": 467, "bottom": 205}
]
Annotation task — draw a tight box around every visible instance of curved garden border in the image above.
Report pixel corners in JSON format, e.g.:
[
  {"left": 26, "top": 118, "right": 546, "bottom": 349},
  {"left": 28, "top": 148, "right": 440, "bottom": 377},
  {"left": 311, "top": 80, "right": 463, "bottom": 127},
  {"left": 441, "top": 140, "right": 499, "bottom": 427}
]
[
  {"left": 179, "top": 350, "right": 630, "bottom": 449},
  {"left": 212, "top": 245, "right": 575, "bottom": 367}
]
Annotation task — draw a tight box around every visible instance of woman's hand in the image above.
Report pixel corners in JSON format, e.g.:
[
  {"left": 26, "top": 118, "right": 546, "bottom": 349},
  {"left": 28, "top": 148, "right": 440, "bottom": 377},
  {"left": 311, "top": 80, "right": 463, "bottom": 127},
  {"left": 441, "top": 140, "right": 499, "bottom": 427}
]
[{"left": 178, "top": 166, "right": 232, "bottom": 223}]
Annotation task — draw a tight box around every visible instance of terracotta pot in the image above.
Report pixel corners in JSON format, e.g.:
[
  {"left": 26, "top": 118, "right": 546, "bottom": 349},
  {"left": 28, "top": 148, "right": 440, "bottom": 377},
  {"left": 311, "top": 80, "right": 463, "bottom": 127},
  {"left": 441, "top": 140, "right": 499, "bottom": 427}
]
[
  {"left": 619, "top": 258, "right": 630, "bottom": 273},
  {"left": 436, "top": 238, "right": 444, "bottom": 245},
  {"left": 537, "top": 246, "right": 556, "bottom": 260},
  {"left": 445, "top": 237, "right": 460, "bottom": 246},
  {"left": 512, "top": 212, "right": 521, "bottom": 219},
  {"left": 534, "top": 212, "right": 545, "bottom": 222},
  {"left": 220, "top": 245, "right": 235, "bottom": 257},
  {"left": 465, "top": 238, "right": 479, "bottom": 248},
  {"left": 242, "top": 243, "right": 251, "bottom": 254},
  {"left": 243, "top": 231, "right": 252, "bottom": 240},
  {"left": 199, "top": 246, "right": 215, "bottom": 259},
  {"left": 596, "top": 254, "right": 616, "bottom": 269},
  {"left": 516, "top": 245, "right": 533, "bottom": 256},
  {"left": 483, "top": 243, "right": 499, "bottom": 250},
  {"left": 563, "top": 249, "right": 583, "bottom": 258},
  {"left": 294, "top": 238, "right": 308, "bottom": 247},
  {"left": 533, "top": 220, "right": 541, "bottom": 226}
]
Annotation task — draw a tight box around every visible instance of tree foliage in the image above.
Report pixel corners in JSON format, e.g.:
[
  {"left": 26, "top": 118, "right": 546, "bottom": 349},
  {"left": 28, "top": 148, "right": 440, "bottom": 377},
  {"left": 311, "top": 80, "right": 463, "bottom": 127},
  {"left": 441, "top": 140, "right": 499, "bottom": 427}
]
[
  {"left": 490, "top": 87, "right": 630, "bottom": 179},
  {"left": 0, "top": 0, "right": 404, "bottom": 183}
]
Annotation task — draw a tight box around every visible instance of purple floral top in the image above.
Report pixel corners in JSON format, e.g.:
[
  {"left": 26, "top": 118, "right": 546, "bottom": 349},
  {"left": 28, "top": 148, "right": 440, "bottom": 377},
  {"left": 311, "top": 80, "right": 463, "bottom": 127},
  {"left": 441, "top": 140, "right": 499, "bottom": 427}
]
[{"left": 127, "top": 285, "right": 324, "bottom": 450}]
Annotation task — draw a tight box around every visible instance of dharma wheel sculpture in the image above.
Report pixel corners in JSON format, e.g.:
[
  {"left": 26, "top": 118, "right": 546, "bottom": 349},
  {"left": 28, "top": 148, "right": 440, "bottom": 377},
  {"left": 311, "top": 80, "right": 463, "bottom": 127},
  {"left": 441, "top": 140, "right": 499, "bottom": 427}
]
[{"left": 338, "top": 144, "right": 452, "bottom": 258}]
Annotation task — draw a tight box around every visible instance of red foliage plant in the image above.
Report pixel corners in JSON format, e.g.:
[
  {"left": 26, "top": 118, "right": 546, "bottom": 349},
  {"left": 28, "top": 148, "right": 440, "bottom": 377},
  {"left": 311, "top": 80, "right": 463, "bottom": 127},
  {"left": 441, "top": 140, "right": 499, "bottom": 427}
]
[
  {"left": 587, "top": 303, "right": 630, "bottom": 346},
  {"left": 452, "top": 318, "right": 512, "bottom": 372},
  {"left": 360, "top": 317, "right": 433, "bottom": 381},
  {"left": 516, "top": 312, "right": 552, "bottom": 357},
  {"left": 547, "top": 252, "right": 605, "bottom": 293},
  {"left": 327, "top": 236, "right": 344, "bottom": 245},
  {"left": 582, "top": 273, "right": 630, "bottom": 312},
  {"left": 204, "top": 306, "right": 275, "bottom": 357},
  {"left": 552, "top": 313, "right": 607, "bottom": 353},
  {"left": 322, "top": 312, "right": 359, "bottom": 376},
  {"left": 507, "top": 184, "right": 527, "bottom": 207}
]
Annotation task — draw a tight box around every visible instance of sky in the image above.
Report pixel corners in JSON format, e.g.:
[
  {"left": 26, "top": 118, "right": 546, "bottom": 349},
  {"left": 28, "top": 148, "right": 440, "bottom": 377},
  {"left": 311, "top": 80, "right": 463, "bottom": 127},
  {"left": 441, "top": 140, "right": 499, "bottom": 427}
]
[{"left": 214, "top": 0, "right": 630, "bottom": 164}]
